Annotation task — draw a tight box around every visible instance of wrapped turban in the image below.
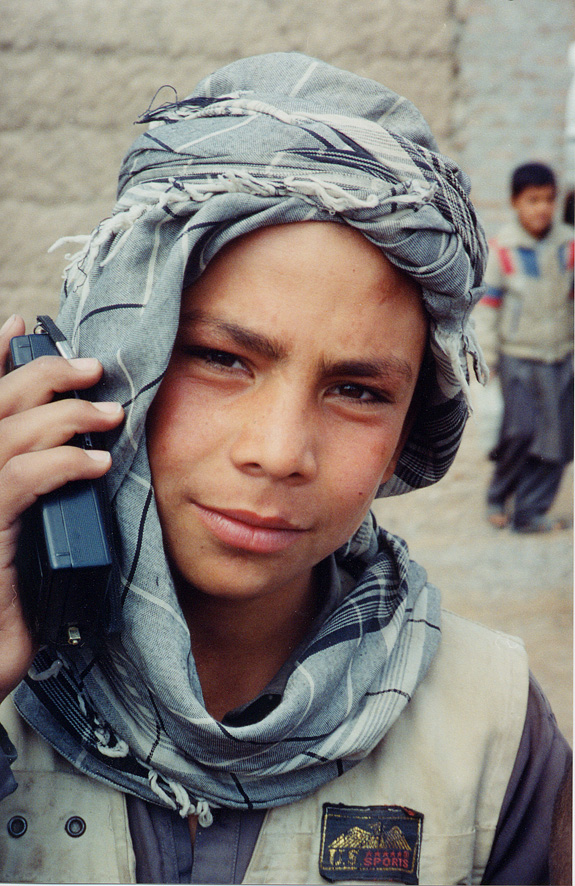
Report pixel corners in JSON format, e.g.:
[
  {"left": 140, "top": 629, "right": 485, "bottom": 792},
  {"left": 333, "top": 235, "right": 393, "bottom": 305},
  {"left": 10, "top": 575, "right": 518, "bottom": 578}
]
[{"left": 55, "top": 50, "right": 488, "bottom": 499}]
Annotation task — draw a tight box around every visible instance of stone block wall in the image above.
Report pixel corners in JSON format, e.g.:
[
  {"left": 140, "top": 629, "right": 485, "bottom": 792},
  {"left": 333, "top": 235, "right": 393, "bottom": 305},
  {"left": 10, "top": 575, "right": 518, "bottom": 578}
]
[
  {"left": 1, "top": 0, "right": 573, "bottom": 326},
  {"left": 455, "top": 0, "right": 574, "bottom": 235},
  {"left": 0, "top": 0, "right": 457, "bottom": 327}
]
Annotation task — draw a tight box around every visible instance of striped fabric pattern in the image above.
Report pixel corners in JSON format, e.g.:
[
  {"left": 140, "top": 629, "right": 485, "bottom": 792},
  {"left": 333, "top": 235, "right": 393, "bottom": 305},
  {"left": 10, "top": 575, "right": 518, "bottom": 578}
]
[
  {"left": 559, "top": 240, "right": 575, "bottom": 273},
  {"left": 15, "top": 53, "right": 486, "bottom": 816},
  {"left": 17, "top": 521, "right": 441, "bottom": 813}
]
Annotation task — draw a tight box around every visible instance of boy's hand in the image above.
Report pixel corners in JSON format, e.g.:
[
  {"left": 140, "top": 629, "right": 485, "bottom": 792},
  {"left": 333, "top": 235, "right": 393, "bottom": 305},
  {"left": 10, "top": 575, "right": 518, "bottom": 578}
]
[{"left": 0, "top": 315, "right": 123, "bottom": 703}]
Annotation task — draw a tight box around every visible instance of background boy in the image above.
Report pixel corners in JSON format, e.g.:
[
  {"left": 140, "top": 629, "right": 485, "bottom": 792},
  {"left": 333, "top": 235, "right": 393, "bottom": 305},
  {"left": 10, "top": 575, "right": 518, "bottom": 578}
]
[{"left": 476, "top": 162, "right": 574, "bottom": 532}]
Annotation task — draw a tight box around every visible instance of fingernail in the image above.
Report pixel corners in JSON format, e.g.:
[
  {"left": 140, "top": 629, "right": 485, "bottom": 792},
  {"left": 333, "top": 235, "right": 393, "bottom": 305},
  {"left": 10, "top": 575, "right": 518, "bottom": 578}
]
[
  {"left": 85, "top": 450, "right": 111, "bottom": 463},
  {"left": 92, "top": 401, "right": 122, "bottom": 414},
  {"left": 69, "top": 357, "right": 100, "bottom": 371},
  {"left": 0, "top": 314, "right": 17, "bottom": 335}
]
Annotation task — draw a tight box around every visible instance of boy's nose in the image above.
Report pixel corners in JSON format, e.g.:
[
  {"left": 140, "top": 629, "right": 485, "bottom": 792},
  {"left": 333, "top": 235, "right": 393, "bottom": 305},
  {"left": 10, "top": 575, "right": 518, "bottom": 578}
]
[{"left": 229, "top": 386, "right": 318, "bottom": 483}]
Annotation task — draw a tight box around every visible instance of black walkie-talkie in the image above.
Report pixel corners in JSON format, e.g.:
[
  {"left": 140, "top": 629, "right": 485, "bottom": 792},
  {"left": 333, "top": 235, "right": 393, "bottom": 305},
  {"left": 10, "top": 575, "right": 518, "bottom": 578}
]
[{"left": 9, "top": 316, "right": 117, "bottom": 650}]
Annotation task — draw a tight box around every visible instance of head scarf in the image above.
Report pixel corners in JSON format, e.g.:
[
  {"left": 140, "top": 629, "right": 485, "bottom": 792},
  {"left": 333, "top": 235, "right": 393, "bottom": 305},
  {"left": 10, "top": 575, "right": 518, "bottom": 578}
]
[{"left": 15, "top": 53, "right": 486, "bottom": 817}]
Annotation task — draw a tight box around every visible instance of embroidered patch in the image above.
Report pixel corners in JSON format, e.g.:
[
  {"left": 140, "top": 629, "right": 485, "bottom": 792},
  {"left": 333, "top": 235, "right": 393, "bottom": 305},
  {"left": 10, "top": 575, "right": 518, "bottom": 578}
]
[{"left": 319, "top": 803, "right": 423, "bottom": 883}]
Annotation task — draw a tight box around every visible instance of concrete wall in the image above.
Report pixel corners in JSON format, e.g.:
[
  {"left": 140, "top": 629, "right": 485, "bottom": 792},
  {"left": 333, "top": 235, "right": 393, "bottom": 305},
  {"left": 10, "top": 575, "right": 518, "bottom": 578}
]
[
  {"left": 0, "top": 0, "right": 458, "bottom": 327},
  {"left": 454, "top": 0, "right": 574, "bottom": 235},
  {"left": 1, "top": 0, "right": 572, "bottom": 327}
]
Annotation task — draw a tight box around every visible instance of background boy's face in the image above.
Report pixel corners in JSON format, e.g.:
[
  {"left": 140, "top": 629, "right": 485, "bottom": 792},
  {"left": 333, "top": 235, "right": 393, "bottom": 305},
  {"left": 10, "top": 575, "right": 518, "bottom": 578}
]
[
  {"left": 512, "top": 184, "right": 556, "bottom": 239},
  {"left": 146, "top": 222, "right": 427, "bottom": 607}
]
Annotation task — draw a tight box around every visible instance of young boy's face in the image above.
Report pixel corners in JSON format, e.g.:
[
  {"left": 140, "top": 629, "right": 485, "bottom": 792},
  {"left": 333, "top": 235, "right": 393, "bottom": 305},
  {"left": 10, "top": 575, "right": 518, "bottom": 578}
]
[
  {"left": 146, "top": 222, "right": 427, "bottom": 608},
  {"left": 512, "top": 184, "right": 556, "bottom": 239}
]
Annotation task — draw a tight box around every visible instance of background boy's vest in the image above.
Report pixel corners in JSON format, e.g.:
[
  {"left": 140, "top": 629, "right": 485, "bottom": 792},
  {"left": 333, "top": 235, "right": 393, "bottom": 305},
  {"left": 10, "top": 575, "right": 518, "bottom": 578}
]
[
  {"left": 0, "top": 611, "right": 528, "bottom": 885},
  {"left": 477, "top": 219, "right": 574, "bottom": 365}
]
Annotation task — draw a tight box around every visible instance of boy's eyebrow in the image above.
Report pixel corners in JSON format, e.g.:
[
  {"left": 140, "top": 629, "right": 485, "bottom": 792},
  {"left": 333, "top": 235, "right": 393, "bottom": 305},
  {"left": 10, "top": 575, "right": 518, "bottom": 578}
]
[
  {"left": 180, "top": 310, "right": 414, "bottom": 383},
  {"left": 180, "top": 311, "right": 288, "bottom": 361},
  {"left": 319, "top": 356, "right": 414, "bottom": 384}
]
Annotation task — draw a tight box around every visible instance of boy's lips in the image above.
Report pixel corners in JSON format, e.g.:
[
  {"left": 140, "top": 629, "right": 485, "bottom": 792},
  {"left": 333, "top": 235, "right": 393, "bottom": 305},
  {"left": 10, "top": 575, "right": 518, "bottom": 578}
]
[{"left": 192, "top": 503, "right": 308, "bottom": 554}]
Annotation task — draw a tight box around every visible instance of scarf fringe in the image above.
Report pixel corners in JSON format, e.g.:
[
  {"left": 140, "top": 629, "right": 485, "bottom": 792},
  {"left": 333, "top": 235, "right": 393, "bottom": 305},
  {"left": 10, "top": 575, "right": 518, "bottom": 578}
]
[
  {"left": 148, "top": 770, "right": 214, "bottom": 824},
  {"left": 28, "top": 658, "right": 63, "bottom": 682},
  {"left": 48, "top": 170, "right": 437, "bottom": 296},
  {"left": 429, "top": 322, "right": 488, "bottom": 409}
]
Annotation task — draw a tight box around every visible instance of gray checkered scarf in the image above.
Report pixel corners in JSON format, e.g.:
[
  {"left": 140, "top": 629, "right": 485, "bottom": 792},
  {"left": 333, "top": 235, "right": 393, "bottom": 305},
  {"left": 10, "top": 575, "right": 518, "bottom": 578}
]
[{"left": 15, "top": 53, "right": 486, "bottom": 819}]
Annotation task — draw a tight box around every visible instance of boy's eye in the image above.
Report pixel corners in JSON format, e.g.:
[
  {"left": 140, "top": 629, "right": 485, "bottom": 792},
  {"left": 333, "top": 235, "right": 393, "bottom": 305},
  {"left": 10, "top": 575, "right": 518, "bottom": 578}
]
[
  {"left": 184, "top": 346, "right": 247, "bottom": 372},
  {"left": 330, "top": 382, "right": 388, "bottom": 404}
]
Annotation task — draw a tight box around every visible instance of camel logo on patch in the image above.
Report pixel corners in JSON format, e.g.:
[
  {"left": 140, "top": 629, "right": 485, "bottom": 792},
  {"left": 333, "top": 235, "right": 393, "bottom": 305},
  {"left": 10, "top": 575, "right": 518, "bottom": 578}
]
[{"left": 319, "top": 804, "right": 423, "bottom": 883}]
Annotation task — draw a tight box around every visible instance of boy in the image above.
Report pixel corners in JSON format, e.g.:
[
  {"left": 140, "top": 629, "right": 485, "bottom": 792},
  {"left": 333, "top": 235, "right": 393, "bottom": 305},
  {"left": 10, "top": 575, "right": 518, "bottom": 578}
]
[
  {"left": 476, "top": 162, "right": 574, "bottom": 532},
  {"left": 0, "top": 55, "right": 571, "bottom": 884}
]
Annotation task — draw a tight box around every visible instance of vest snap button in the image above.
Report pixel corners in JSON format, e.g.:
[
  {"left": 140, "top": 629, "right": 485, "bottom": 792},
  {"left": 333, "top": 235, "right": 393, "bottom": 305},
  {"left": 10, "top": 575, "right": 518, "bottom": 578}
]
[
  {"left": 7, "top": 815, "right": 27, "bottom": 838},
  {"left": 65, "top": 816, "right": 86, "bottom": 837}
]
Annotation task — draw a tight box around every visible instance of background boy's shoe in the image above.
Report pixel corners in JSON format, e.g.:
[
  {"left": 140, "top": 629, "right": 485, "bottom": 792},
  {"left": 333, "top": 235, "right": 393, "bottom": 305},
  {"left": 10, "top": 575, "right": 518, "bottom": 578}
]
[
  {"left": 513, "top": 516, "right": 572, "bottom": 533},
  {"left": 487, "top": 506, "right": 509, "bottom": 529}
]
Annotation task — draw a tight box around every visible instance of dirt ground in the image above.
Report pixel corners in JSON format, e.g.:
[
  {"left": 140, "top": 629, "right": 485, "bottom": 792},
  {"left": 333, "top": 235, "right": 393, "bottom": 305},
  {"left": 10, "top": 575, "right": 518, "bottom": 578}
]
[{"left": 372, "top": 379, "right": 573, "bottom": 745}]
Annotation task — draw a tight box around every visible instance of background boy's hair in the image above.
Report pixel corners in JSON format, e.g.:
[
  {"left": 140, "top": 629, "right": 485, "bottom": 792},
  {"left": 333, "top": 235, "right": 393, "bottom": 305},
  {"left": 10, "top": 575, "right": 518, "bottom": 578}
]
[{"left": 511, "top": 161, "right": 556, "bottom": 198}]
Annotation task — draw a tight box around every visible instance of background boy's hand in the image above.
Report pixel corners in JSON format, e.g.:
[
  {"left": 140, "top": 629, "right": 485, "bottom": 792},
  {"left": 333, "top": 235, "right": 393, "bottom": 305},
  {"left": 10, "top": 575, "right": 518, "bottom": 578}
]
[{"left": 0, "top": 315, "right": 123, "bottom": 702}]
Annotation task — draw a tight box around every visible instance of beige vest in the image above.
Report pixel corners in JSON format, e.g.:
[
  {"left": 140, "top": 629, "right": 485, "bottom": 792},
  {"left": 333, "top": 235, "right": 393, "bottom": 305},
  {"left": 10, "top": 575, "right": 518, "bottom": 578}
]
[{"left": 0, "top": 612, "right": 528, "bottom": 885}]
